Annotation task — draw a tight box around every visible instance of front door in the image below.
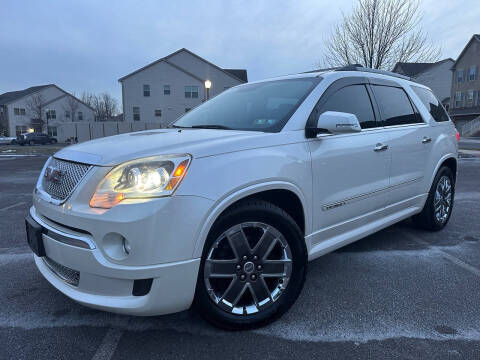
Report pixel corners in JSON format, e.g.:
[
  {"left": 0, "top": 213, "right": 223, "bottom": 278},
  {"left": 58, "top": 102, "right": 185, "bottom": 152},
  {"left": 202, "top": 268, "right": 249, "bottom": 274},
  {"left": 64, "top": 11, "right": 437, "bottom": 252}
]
[{"left": 308, "top": 84, "right": 390, "bottom": 248}]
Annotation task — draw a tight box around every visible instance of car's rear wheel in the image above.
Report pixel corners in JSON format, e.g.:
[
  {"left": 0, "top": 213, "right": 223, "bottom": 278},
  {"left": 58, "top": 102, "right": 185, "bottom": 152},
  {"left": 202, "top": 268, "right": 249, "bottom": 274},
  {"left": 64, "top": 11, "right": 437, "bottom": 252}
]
[
  {"left": 412, "top": 166, "right": 454, "bottom": 231},
  {"left": 29, "top": 140, "right": 34, "bottom": 146},
  {"left": 194, "top": 199, "right": 307, "bottom": 330}
]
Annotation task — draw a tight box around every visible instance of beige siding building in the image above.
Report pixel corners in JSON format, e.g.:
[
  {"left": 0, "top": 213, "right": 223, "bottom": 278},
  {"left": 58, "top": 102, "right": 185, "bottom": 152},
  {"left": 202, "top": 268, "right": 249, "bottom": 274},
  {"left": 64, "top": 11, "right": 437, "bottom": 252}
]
[
  {"left": 0, "top": 84, "right": 94, "bottom": 138},
  {"left": 392, "top": 58, "right": 454, "bottom": 110},
  {"left": 449, "top": 34, "right": 480, "bottom": 129},
  {"left": 119, "top": 48, "right": 247, "bottom": 126}
]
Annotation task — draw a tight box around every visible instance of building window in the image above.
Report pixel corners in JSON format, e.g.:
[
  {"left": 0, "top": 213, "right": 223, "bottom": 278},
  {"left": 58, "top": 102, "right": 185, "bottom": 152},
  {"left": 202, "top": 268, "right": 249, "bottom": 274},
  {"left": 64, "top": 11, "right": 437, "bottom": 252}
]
[
  {"left": 164, "top": 85, "right": 171, "bottom": 95},
  {"left": 15, "top": 126, "right": 28, "bottom": 136},
  {"left": 469, "top": 66, "right": 477, "bottom": 81},
  {"left": 65, "top": 110, "right": 70, "bottom": 119},
  {"left": 143, "top": 84, "right": 150, "bottom": 97},
  {"left": 154, "top": 109, "right": 162, "bottom": 117},
  {"left": 77, "top": 111, "right": 83, "bottom": 121},
  {"left": 47, "top": 126, "right": 57, "bottom": 137},
  {"left": 466, "top": 90, "right": 474, "bottom": 107},
  {"left": 14, "top": 108, "right": 25, "bottom": 116},
  {"left": 133, "top": 106, "right": 140, "bottom": 121},
  {"left": 185, "top": 108, "right": 191, "bottom": 113},
  {"left": 184, "top": 86, "right": 199, "bottom": 98},
  {"left": 46, "top": 109, "right": 56, "bottom": 119},
  {"left": 456, "top": 69, "right": 465, "bottom": 83},
  {"left": 454, "top": 91, "right": 463, "bottom": 108}
]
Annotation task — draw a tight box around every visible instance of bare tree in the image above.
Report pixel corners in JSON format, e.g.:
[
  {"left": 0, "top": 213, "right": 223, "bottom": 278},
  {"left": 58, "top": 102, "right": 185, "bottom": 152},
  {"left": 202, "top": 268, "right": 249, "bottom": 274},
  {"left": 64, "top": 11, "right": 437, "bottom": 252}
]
[
  {"left": 81, "top": 91, "right": 118, "bottom": 121},
  {"left": 25, "top": 93, "right": 46, "bottom": 131},
  {"left": 62, "top": 93, "right": 81, "bottom": 122},
  {"left": 101, "top": 93, "right": 118, "bottom": 120},
  {"left": 321, "top": 0, "right": 440, "bottom": 70},
  {"left": 81, "top": 91, "right": 95, "bottom": 108}
]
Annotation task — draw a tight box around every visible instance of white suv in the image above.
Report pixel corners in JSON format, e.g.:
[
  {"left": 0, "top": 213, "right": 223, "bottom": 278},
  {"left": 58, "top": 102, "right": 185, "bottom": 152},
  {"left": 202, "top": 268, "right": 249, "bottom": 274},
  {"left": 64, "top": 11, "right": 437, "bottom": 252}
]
[{"left": 26, "top": 67, "right": 458, "bottom": 329}]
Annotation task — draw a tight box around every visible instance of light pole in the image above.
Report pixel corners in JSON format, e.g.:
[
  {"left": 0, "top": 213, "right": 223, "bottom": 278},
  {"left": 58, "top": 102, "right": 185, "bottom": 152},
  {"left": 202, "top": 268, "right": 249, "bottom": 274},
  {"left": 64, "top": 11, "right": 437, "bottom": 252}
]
[{"left": 204, "top": 80, "right": 211, "bottom": 101}]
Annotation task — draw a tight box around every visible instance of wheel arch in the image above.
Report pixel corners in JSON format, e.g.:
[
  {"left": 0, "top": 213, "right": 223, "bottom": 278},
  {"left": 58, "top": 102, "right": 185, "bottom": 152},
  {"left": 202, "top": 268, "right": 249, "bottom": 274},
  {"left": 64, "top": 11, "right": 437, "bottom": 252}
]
[
  {"left": 429, "top": 154, "right": 457, "bottom": 189},
  {"left": 192, "top": 181, "right": 309, "bottom": 258}
]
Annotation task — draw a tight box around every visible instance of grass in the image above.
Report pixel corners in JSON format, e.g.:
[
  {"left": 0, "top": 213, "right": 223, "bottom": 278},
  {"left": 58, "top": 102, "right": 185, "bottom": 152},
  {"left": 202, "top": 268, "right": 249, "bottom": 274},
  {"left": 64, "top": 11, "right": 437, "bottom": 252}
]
[{"left": 0, "top": 144, "right": 68, "bottom": 156}]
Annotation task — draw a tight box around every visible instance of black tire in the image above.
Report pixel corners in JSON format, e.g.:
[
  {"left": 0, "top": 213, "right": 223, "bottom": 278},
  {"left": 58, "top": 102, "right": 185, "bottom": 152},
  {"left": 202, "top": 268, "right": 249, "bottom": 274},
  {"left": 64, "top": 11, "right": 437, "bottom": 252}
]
[
  {"left": 51, "top": 139, "right": 57, "bottom": 144},
  {"left": 412, "top": 166, "right": 455, "bottom": 231},
  {"left": 29, "top": 140, "right": 35, "bottom": 146},
  {"left": 194, "top": 199, "right": 307, "bottom": 330}
]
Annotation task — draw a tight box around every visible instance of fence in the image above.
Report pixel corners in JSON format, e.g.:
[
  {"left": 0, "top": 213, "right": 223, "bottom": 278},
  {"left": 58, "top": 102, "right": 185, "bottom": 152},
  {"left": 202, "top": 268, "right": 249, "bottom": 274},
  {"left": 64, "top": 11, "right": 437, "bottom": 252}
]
[
  {"left": 461, "top": 116, "right": 480, "bottom": 137},
  {"left": 55, "top": 122, "right": 164, "bottom": 143}
]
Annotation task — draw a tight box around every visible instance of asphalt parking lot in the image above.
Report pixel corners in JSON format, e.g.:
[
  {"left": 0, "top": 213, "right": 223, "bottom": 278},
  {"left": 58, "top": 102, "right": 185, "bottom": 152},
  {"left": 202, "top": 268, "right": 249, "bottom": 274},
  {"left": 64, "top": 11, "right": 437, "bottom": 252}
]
[{"left": 1, "top": 154, "right": 479, "bottom": 359}]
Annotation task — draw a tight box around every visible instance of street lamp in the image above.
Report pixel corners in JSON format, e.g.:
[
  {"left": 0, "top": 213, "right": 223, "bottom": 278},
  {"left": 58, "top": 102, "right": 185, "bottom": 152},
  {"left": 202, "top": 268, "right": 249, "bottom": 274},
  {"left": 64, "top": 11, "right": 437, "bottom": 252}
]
[{"left": 204, "top": 80, "right": 212, "bottom": 100}]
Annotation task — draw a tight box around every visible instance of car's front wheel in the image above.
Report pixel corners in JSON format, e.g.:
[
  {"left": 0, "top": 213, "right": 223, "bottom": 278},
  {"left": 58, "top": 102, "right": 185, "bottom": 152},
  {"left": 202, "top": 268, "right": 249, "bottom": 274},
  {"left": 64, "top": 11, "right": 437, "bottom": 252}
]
[
  {"left": 413, "top": 166, "right": 455, "bottom": 231},
  {"left": 195, "top": 199, "right": 307, "bottom": 330}
]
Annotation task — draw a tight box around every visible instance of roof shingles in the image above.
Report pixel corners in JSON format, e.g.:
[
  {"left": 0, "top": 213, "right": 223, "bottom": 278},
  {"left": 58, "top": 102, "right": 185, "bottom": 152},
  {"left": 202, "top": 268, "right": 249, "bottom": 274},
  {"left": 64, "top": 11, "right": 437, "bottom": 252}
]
[
  {"left": 0, "top": 85, "right": 52, "bottom": 105},
  {"left": 392, "top": 58, "right": 454, "bottom": 77}
]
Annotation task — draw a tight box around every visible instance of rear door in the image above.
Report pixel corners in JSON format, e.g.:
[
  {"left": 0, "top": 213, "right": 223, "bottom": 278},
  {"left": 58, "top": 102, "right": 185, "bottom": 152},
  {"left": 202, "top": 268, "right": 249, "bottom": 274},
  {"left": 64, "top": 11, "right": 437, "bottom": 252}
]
[
  {"left": 308, "top": 80, "right": 391, "bottom": 244},
  {"left": 369, "top": 83, "right": 430, "bottom": 211}
]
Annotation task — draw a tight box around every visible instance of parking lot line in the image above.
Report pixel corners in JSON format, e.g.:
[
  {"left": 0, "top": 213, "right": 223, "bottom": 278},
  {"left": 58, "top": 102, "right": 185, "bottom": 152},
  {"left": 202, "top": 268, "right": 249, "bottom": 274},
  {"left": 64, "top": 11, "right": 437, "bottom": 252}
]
[
  {"left": 0, "top": 202, "right": 28, "bottom": 212},
  {"left": 91, "top": 328, "right": 124, "bottom": 360},
  {"left": 405, "top": 232, "right": 480, "bottom": 277}
]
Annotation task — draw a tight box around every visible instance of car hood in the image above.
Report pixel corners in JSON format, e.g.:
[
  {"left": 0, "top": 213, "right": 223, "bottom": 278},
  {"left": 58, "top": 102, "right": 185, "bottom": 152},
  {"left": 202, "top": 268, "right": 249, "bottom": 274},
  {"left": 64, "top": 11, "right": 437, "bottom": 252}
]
[{"left": 54, "top": 128, "right": 278, "bottom": 166}]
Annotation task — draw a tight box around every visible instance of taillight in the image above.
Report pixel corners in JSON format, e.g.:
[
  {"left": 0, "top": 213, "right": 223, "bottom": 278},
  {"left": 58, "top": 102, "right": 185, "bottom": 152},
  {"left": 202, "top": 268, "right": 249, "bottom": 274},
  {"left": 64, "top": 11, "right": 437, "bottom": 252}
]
[{"left": 456, "top": 131, "right": 460, "bottom": 142}]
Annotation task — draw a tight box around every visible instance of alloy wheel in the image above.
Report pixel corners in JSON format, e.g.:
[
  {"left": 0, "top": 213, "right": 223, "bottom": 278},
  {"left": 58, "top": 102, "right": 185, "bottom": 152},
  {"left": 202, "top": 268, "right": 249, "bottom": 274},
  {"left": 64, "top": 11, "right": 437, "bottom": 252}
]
[
  {"left": 204, "top": 222, "right": 292, "bottom": 315},
  {"left": 434, "top": 175, "right": 452, "bottom": 224}
]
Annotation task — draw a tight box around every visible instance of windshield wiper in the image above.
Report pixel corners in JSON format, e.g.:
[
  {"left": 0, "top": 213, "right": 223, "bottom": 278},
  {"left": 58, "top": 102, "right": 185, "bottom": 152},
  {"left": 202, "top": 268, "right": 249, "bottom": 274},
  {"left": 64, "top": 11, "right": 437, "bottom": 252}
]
[
  {"left": 190, "top": 124, "right": 232, "bottom": 130},
  {"left": 169, "top": 124, "right": 189, "bottom": 129}
]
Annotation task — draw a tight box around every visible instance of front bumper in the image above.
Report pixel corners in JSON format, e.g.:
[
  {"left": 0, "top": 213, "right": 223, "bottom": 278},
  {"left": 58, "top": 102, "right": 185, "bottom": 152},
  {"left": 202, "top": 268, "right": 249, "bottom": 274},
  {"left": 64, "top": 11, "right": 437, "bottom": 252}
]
[
  {"left": 34, "top": 253, "right": 200, "bottom": 316},
  {"left": 30, "top": 190, "right": 213, "bottom": 315}
]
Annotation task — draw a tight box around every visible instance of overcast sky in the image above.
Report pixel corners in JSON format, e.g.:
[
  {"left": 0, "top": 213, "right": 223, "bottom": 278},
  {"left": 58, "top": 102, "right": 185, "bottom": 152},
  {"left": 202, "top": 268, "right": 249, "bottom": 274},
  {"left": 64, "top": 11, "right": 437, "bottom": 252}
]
[{"left": 1, "top": 0, "right": 478, "bottom": 106}]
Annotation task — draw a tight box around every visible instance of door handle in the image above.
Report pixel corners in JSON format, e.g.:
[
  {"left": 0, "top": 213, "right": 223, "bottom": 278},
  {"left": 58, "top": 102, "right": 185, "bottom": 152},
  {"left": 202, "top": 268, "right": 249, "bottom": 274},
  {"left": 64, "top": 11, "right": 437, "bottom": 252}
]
[
  {"left": 373, "top": 143, "right": 388, "bottom": 152},
  {"left": 422, "top": 136, "right": 432, "bottom": 144}
]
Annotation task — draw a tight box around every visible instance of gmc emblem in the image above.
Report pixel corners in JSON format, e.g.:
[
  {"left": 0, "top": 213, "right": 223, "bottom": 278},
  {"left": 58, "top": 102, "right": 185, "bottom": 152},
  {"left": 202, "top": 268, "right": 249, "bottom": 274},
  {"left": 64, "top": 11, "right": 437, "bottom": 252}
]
[{"left": 44, "top": 166, "right": 64, "bottom": 183}]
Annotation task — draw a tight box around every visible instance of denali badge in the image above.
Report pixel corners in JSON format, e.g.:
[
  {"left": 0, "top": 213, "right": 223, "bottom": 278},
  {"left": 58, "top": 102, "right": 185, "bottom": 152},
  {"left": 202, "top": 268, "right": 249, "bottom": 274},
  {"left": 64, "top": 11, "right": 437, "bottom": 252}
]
[{"left": 44, "top": 166, "right": 64, "bottom": 183}]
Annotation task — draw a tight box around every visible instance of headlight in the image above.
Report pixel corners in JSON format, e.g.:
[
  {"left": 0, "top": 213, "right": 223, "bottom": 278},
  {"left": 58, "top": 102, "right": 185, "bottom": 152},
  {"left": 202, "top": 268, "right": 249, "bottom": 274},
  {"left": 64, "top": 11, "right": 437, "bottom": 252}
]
[{"left": 89, "top": 154, "right": 191, "bottom": 209}]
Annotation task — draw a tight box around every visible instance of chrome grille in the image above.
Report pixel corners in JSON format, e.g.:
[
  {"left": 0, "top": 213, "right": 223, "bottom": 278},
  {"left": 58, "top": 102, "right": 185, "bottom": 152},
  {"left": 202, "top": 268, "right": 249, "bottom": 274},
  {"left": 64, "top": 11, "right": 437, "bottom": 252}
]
[
  {"left": 41, "top": 158, "right": 92, "bottom": 201},
  {"left": 43, "top": 257, "right": 80, "bottom": 286}
]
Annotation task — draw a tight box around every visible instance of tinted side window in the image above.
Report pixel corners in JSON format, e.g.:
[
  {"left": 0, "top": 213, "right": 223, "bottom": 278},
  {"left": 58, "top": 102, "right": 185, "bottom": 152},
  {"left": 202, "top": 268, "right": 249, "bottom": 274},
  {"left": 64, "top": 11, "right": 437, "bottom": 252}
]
[
  {"left": 320, "top": 85, "right": 376, "bottom": 129},
  {"left": 412, "top": 86, "right": 449, "bottom": 122},
  {"left": 371, "top": 85, "right": 420, "bottom": 126}
]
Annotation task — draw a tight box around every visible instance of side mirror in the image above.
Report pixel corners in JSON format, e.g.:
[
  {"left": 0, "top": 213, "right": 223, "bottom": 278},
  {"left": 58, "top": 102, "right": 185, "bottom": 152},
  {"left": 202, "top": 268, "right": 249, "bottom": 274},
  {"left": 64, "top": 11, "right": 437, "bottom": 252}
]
[{"left": 315, "top": 111, "right": 362, "bottom": 135}]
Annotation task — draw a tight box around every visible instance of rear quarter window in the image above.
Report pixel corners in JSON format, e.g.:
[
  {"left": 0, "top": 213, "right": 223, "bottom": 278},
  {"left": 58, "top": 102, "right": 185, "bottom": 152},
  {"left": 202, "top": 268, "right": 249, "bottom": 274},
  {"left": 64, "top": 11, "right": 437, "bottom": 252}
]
[
  {"left": 371, "top": 85, "right": 421, "bottom": 126},
  {"left": 411, "top": 86, "right": 450, "bottom": 122}
]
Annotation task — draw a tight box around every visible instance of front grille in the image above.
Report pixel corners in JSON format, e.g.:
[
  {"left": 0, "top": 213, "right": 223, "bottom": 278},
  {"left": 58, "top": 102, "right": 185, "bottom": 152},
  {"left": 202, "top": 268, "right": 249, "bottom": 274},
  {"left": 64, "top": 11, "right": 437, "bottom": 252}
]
[
  {"left": 43, "top": 257, "right": 80, "bottom": 286},
  {"left": 41, "top": 158, "right": 92, "bottom": 201}
]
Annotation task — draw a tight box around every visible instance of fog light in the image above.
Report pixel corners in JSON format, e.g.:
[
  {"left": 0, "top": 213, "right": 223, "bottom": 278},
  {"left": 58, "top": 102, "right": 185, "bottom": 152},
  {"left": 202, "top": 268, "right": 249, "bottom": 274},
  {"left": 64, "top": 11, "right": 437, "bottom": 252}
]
[
  {"left": 123, "top": 238, "right": 131, "bottom": 254},
  {"left": 103, "top": 232, "right": 129, "bottom": 260}
]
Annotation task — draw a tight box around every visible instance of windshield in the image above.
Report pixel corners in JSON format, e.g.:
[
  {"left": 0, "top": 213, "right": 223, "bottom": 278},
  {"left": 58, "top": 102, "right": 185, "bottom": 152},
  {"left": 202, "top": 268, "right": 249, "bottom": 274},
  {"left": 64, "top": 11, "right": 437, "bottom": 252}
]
[{"left": 173, "top": 78, "right": 320, "bottom": 132}]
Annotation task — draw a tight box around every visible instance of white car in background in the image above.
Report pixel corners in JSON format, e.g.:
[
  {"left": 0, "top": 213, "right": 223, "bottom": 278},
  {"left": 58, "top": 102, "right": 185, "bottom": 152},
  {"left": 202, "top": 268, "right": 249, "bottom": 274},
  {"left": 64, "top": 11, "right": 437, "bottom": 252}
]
[
  {"left": 25, "top": 66, "right": 458, "bottom": 329},
  {"left": 0, "top": 135, "right": 16, "bottom": 145}
]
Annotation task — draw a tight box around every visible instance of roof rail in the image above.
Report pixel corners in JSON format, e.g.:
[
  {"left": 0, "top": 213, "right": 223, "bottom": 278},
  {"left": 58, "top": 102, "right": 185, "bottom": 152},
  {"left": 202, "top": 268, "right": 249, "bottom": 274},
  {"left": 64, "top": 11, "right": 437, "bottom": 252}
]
[{"left": 334, "top": 65, "right": 411, "bottom": 80}]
